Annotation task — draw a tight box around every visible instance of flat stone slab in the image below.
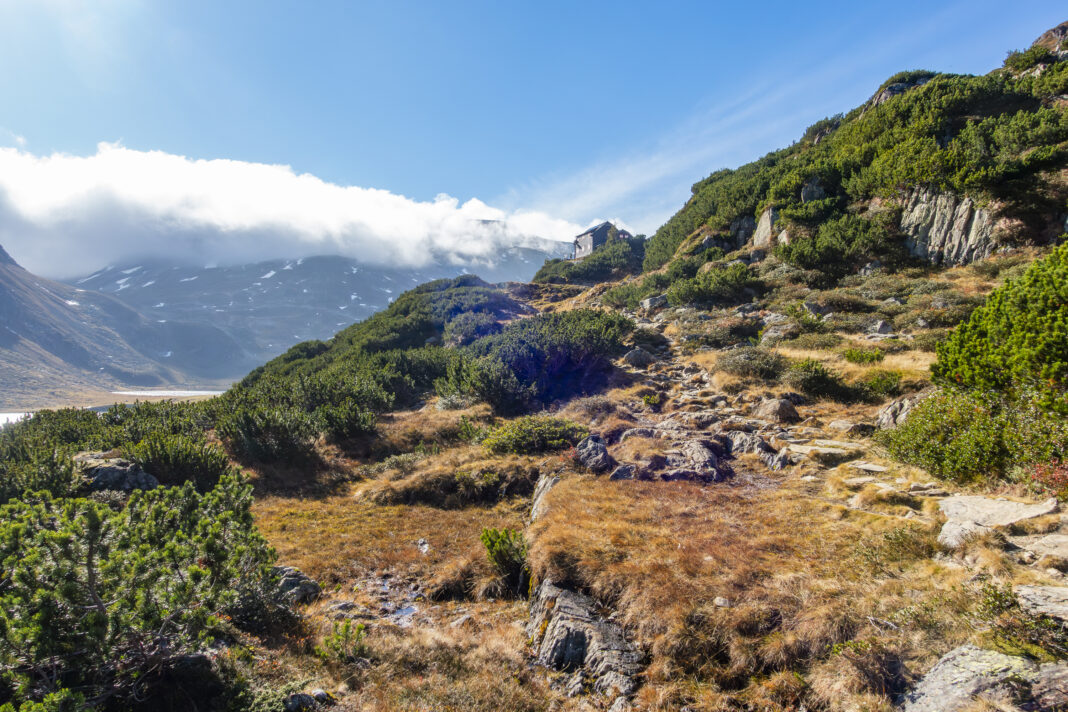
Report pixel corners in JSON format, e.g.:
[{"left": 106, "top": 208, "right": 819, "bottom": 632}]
[
  {"left": 787, "top": 444, "right": 862, "bottom": 466},
  {"left": 812, "top": 439, "right": 861, "bottom": 449},
  {"left": 939, "top": 496, "right": 1059, "bottom": 527},
  {"left": 1016, "top": 585, "right": 1068, "bottom": 623},
  {"left": 901, "top": 645, "right": 1039, "bottom": 712},
  {"left": 1020, "top": 533, "right": 1068, "bottom": 560},
  {"left": 848, "top": 461, "right": 888, "bottom": 473}
]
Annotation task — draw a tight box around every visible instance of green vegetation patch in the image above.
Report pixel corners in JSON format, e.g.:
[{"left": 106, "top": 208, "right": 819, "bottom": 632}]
[{"left": 482, "top": 416, "right": 588, "bottom": 455}]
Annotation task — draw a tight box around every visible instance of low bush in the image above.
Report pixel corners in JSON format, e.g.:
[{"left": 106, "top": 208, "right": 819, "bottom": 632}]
[
  {"left": 482, "top": 416, "right": 587, "bottom": 455},
  {"left": 0, "top": 473, "right": 275, "bottom": 706},
  {"left": 480, "top": 528, "right": 530, "bottom": 596},
  {"left": 124, "top": 432, "right": 232, "bottom": 491},
  {"left": 783, "top": 359, "right": 853, "bottom": 400},
  {"left": 1033, "top": 461, "right": 1068, "bottom": 501},
  {"left": 218, "top": 405, "right": 317, "bottom": 463},
  {"left": 842, "top": 347, "right": 885, "bottom": 364},
  {"left": 876, "top": 389, "right": 1068, "bottom": 482},
  {"left": 315, "top": 620, "right": 367, "bottom": 663},
  {"left": 716, "top": 348, "right": 787, "bottom": 381},
  {"left": 444, "top": 311, "right": 502, "bottom": 346},
  {"left": 666, "top": 263, "right": 761, "bottom": 307},
  {"left": 781, "top": 332, "right": 844, "bottom": 350},
  {"left": 854, "top": 369, "right": 903, "bottom": 401}
]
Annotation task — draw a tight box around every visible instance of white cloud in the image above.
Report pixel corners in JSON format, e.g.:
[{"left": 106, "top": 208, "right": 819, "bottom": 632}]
[{"left": 0, "top": 143, "right": 583, "bottom": 278}]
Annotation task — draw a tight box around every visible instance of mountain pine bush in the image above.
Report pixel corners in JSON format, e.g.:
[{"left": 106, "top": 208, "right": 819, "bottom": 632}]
[
  {"left": 0, "top": 473, "right": 275, "bottom": 706},
  {"left": 481, "top": 416, "right": 588, "bottom": 455},
  {"left": 932, "top": 241, "right": 1068, "bottom": 413}
]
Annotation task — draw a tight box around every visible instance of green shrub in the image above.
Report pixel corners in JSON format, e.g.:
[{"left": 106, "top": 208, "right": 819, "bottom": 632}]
[
  {"left": 716, "top": 348, "right": 787, "bottom": 381},
  {"left": 876, "top": 389, "right": 1068, "bottom": 482},
  {"left": 781, "top": 332, "right": 844, "bottom": 350},
  {"left": 854, "top": 368, "right": 903, "bottom": 401},
  {"left": 319, "top": 399, "right": 377, "bottom": 444},
  {"left": 444, "top": 311, "right": 502, "bottom": 346},
  {"left": 666, "top": 263, "right": 761, "bottom": 307},
  {"left": 315, "top": 620, "right": 367, "bottom": 663},
  {"left": 0, "top": 444, "right": 78, "bottom": 504},
  {"left": 480, "top": 528, "right": 530, "bottom": 596},
  {"left": 1004, "top": 46, "right": 1056, "bottom": 72},
  {"left": 124, "top": 432, "right": 232, "bottom": 491},
  {"left": 842, "top": 346, "right": 885, "bottom": 364},
  {"left": 0, "top": 690, "right": 86, "bottom": 712},
  {"left": 439, "top": 310, "right": 633, "bottom": 414},
  {"left": 933, "top": 242, "right": 1068, "bottom": 414},
  {"left": 783, "top": 359, "right": 852, "bottom": 400},
  {"left": 481, "top": 416, "right": 588, "bottom": 455},
  {"left": 0, "top": 473, "right": 275, "bottom": 705},
  {"left": 218, "top": 406, "right": 317, "bottom": 463}
]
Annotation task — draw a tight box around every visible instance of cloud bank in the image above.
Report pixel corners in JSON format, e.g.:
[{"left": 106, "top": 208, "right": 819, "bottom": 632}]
[{"left": 0, "top": 143, "right": 582, "bottom": 278}]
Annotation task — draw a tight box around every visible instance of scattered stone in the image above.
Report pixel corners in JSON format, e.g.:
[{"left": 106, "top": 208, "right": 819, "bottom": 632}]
[
  {"left": 607, "top": 697, "right": 633, "bottom": 712},
  {"left": 1015, "top": 585, "right": 1068, "bottom": 623},
  {"left": 609, "top": 464, "right": 636, "bottom": 481},
  {"left": 576, "top": 435, "right": 616, "bottom": 474},
  {"left": 1017, "top": 534, "right": 1068, "bottom": 563},
  {"left": 844, "top": 476, "right": 876, "bottom": 487},
  {"left": 870, "top": 319, "right": 893, "bottom": 335},
  {"left": 309, "top": 690, "right": 334, "bottom": 705},
  {"left": 527, "top": 580, "right": 643, "bottom": 698},
  {"left": 74, "top": 452, "right": 159, "bottom": 492},
  {"left": 801, "top": 475, "right": 820, "bottom": 482},
  {"left": 450, "top": 614, "right": 474, "bottom": 628},
  {"left": 680, "top": 440, "right": 719, "bottom": 471},
  {"left": 415, "top": 538, "right": 430, "bottom": 555},
  {"left": 530, "top": 474, "right": 561, "bottom": 522},
  {"left": 938, "top": 520, "right": 994, "bottom": 550},
  {"left": 901, "top": 644, "right": 1068, "bottom": 712},
  {"left": 622, "top": 348, "right": 656, "bottom": 368},
  {"left": 939, "top": 496, "right": 1059, "bottom": 527},
  {"left": 751, "top": 398, "right": 800, "bottom": 424},
  {"left": 273, "top": 566, "right": 321, "bottom": 605},
  {"left": 713, "top": 597, "right": 731, "bottom": 608}
]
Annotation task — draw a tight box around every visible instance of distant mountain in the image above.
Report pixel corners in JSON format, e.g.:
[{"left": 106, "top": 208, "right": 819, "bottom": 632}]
[
  {"left": 0, "top": 243, "right": 255, "bottom": 409},
  {"left": 68, "top": 243, "right": 570, "bottom": 364}
]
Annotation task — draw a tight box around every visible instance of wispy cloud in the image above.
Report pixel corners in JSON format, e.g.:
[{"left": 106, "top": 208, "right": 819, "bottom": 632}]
[
  {"left": 506, "top": 0, "right": 991, "bottom": 235},
  {"left": 0, "top": 143, "right": 583, "bottom": 278}
]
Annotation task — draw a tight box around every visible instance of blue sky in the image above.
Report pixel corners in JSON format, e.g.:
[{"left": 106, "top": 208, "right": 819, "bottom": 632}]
[{"left": 0, "top": 0, "right": 1063, "bottom": 275}]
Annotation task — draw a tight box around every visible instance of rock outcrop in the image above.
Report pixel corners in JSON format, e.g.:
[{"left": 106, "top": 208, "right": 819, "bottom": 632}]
[
  {"left": 530, "top": 473, "right": 561, "bottom": 521},
  {"left": 273, "top": 566, "right": 321, "bottom": 605},
  {"left": 899, "top": 187, "right": 997, "bottom": 265},
  {"left": 752, "top": 208, "right": 781, "bottom": 249},
  {"left": 901, "top": 644, "right": 1068, "bottom": 712},
  {"left": 576, "top": 435, "right": 616, "bottom": 474},
  {"left": 1015, "top": 585, "right": 1068, "bottom": 623},
  {"left": 527, "top": 580, "right": 643, "bottom": 699},
  {"left": 869, "top": 74, "right": 932, "bottom": 107},
  {"left": 74, "top": 452, "right": 159, "bottom": 492}
]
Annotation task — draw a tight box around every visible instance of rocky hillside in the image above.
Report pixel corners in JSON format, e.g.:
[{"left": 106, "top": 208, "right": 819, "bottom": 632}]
[
  {"left": 68, "top": 244, "right": 571, "bottom": 365},
  {"left": 2, "top": 20, "right": 1068, "bottom": 712},
  {"left": 0, "top": 243, "right": 254, "bottom": 409}
]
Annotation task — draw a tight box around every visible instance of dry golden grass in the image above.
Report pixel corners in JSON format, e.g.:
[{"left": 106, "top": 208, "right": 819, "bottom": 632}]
[
  {"left": 254, "top": 490, "right": 526, "bottom": 586},
  {"left": 527, "top": 473, "right": 985, "bottom": 710}
]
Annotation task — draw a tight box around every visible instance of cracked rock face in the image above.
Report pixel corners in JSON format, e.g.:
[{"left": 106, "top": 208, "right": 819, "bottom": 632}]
[
  {"left": 530, "top": 474, "right": 561, "bottom": 522},
  {"left": 1015, "top": 585, "right": 1068, "bottom": 623},
  {"left": 527, "top": 580, "right": 643, "bottom": 698},
  {"left": 899, "top": 187, "right": 997, "bottom": 266},
  {"left": 939, "top": 496, "right": 1059, "bottom": 527},
  {"left": 576, "top": 435, "right": 616, "bottom": 474}
]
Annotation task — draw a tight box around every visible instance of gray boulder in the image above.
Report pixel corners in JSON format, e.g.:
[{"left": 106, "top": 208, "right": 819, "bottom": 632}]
[
  {"left": 869, "top": 319, "right": 893, "bottom": 335},
  {"left": 273, "top": 566, "right": 321, "bottom": 605},
  {"left": 576, "top": 435, "right": 615, "bottom": 474},
  {"left": 876, "top": 391, "right": 931, "bottom": 429},
  {"left": 283, "top": 693, "right": 319, "bottom": 712},
  {"left": 937, "top": 520, "right": 994, "bottom": 550},
  {"left": 622, "top": 348, "right": 656, "bottom": 368},
  {"left": 724, "top": 430, "right": 773, "bottom": 455},
  {"left": 752, "top": 398, "right": 800, "bottom": 424},
  {"left": 752, "top": 207, "right": 780, "bottom": 249},
  {"left": 1016, "top": 585, "right": 1068, "bottom": 623},
  {"left": 609, "top": 464, "right": 636, "bottom": 481},
  {"left": 527, "top": 580, "right": 643, "bottom": 697},
  {"left": 902, "top": 644, "right": 1068, "bottom": 712},
  {"left": 639, "top": 295, "right": 668, "bottom": 310},
  {"left": 74, "top": 452, "right": 159, "bottom": 492}
]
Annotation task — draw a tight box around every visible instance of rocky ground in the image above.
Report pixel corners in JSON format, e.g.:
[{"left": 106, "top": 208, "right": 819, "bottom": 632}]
[{"left": 244, "top": 308, "right": 1068, "bottom": 711}]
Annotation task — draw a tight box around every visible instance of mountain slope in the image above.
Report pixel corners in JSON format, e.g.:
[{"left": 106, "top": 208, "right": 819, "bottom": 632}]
[
  {"left": 0, "top": 243, "right": 255, "bottom": 408},
  {"left": 69, "top": 245, "right": 570, "bottom": 364}
]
